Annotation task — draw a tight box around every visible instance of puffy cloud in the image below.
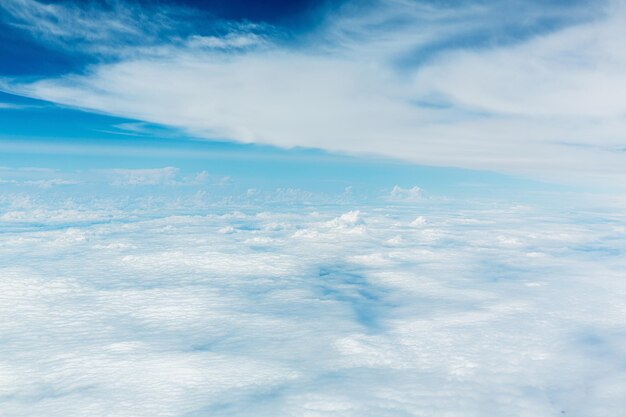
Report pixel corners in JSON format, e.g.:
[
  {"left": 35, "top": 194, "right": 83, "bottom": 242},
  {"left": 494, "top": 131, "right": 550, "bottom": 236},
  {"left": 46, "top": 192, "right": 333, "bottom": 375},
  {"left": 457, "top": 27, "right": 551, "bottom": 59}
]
[
  {"left": 1, "top": 195, "right": 626, "bottom": 416},
  {"left": 324, "top": 210, "right": 363, "bottom": 228},
  {"left": 409, "top": 215, "right": 426, "bottom": 226},
  {"left": 389, "top": 185, "right": 422, "bottom": 202}
]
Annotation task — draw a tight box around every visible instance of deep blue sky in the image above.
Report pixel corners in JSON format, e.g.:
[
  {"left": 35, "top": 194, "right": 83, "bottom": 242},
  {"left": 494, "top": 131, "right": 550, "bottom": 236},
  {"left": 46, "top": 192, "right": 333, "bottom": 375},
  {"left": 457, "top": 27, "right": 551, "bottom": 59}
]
[
  {"left": 0, "top": 0, "right": 588, "bottom": 78},
  {"left": 0, "top": 0, "right": 339, "bottom": 76}
]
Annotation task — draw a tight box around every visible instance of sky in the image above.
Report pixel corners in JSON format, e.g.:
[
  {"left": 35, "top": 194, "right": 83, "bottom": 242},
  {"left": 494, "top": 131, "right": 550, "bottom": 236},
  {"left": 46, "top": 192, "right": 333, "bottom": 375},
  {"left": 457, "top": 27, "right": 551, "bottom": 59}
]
[
  {"left": 1, "top": 1, "right": 626, "bottom": 417},
  {"left": 1, "top": 0, "right": 626, "bottom": 188}
]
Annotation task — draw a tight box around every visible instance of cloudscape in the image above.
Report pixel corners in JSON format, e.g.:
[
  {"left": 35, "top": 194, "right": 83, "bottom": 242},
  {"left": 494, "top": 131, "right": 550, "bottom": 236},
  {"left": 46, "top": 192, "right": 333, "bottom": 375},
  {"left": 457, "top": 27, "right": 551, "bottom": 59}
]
[{"left": 1, "top": 1, "right": 626, "bottom": 416}]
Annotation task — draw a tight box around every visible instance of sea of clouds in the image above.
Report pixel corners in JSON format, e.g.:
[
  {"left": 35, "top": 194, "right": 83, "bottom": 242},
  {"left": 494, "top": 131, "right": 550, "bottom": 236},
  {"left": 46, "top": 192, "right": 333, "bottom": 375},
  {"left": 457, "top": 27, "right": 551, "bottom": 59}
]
[{"left": 1, "top": 190, "right": 626, "bottom": 417}]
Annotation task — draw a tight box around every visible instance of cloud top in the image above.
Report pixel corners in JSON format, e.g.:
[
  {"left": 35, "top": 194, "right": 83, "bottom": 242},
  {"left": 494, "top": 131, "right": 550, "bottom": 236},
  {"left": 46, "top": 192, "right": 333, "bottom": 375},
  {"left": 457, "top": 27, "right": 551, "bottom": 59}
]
[{"left": 2, "top": 194, "right": 626, "bottom": 416}]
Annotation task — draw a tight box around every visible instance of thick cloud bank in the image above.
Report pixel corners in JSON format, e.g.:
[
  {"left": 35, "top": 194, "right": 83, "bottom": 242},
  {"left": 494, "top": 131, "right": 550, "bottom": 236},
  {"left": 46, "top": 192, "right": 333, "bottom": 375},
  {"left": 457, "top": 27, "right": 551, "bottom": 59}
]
[{"left": 2, "top": 197, "right": 626, "bottom": 416}]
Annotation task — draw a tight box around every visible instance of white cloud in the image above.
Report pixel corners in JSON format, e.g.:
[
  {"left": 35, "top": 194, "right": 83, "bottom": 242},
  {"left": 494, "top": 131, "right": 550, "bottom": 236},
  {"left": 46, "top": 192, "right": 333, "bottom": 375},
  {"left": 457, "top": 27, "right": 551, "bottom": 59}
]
[
  {"left": 22, "top": 178, "right": 80, "bottom": 188},
  {"left": 103, "top": 167, "right": 180, "bottom": 186},
  {"left": 325, "top": 210, "right": 363, "bottom": 228},
  {"left": 186, "top": 32, "right": 269, "bottom": 50},
  {"left": 98, "top": 167, "right": 210, "bottom": 187},
  {"left": 389, "top": 185, "right": 422, "bottom": 202},
  {"left": 3, "top": 0, "right": 626, "bottom": 185},
  {"left": 0, "top": 102, "right": 23, "bottom": 109},
  {"left": 0, "top": 167, "right": 80, "bottom": 188},
  {"left": 409, "top": 215, "right": 426, "bottom": 226},
  {"left": 0, "top": 0, "right": 173, "bottom": 53},
  {"left": 1, "top": 197, "right": 626, "bottom": 416}
]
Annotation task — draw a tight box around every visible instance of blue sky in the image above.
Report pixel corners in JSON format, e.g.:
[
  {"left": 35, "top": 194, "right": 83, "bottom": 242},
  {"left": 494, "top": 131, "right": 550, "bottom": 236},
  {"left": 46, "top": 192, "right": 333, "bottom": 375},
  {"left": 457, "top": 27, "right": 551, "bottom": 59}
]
[
  {"left": 2, "top": 0, "right": 625, "bottom": 193},
  {"left": 0, "top": 89, "right": 562, "bottom": 204}
]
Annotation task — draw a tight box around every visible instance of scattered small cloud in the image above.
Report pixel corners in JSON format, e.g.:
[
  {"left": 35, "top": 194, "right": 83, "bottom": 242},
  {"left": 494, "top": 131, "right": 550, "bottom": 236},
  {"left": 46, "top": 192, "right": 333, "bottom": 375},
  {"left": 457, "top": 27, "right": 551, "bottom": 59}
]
[
  {"left": 104, "top": 167, "right": 180, "bottom": 186},
  {"left": 325, "top": 210, "right": 363, "bottom": 228},
  {"left": 23, "top": 178, "right": 80, "bottom": 188},
  {"left": 389, "top": 185, "right": 422, "bottom": 202},
  {"left": 410, "top": 215, "right": 427, "bottom": 226}
]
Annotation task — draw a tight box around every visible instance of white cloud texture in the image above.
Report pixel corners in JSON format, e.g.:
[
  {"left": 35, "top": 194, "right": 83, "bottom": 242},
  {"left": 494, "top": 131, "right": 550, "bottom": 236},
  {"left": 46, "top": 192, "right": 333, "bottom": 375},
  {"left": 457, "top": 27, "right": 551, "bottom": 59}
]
[
  {"left": 3, "top": 0, "right": 626, "bottom": 185},
  {"left": 1, "top": 195, "right": 626, "bottom": 416},
  {"left": 103, "top": 167, "right": 181, "bottom": 186}
]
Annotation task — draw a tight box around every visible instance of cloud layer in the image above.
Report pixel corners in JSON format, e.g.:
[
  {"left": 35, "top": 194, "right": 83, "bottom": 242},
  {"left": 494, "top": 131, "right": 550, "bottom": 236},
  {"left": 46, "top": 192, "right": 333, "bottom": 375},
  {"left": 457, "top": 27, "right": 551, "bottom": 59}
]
[
  {"left": 1, "top": 193, "right": 626, "bottom": 416},
  {"left": 2, "top": 0, "right": 626, "bottom": 185}
]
